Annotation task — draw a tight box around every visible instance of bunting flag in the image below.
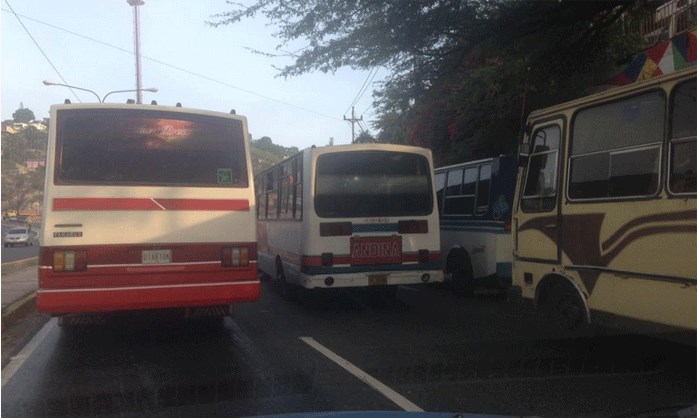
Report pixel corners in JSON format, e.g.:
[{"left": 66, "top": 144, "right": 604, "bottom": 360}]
[{"left": 605, "top": 28, "right": 697, "bottom": 86}]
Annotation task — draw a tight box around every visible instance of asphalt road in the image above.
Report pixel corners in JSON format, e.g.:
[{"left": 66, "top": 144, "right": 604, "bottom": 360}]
[{"left": 2, "top": 282, "right": 695, "bottom": 417}]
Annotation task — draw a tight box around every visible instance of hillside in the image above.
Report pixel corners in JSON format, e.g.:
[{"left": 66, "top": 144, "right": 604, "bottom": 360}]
[{"left": 249, "top": 136, "right": 300, "bottom": 175}]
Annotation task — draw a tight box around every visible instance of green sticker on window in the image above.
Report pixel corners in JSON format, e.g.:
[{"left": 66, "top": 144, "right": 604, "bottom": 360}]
[{"left": 217, "top": 168, "right": 233, "bottom": 185}]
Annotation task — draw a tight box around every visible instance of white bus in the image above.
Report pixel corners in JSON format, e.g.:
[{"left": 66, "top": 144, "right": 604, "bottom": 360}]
[
  {"left": 255, "top": 144, "right": 443, "bottom": 297},
  {"left": 435, "top": 155, "right": 517, "bottom": 294},
  {"left": 37, "top": 103, "right": 259, "bottom": 317},
  {"left": 511, "top": 67, "right": 697, "bottom": 336}
]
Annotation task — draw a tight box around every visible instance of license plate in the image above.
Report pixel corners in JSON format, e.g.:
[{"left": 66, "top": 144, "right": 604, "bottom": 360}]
[
  {"left": 142, "top": 249, "right": 172, "bottom": 264},
  {"left": 368, "top": 275, "right": 388, "bottom": 286},
  {"left": 350, "top": 236, "right": 402, "bottom": 265}
]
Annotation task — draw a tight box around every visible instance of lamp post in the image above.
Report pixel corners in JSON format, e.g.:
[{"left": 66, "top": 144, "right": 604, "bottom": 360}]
[
  {"left": 127, "top": 0, "right": 145, "bottom": 104},
  {"left": 42, "top": 81, "right": 158, "bottom": 103},
  {"left": 42, "top": 81, "right": 100, "bottom": 102}
]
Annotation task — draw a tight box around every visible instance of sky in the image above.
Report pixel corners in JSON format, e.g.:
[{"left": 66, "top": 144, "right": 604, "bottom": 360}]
[{"left": 1, "top": 0, "right": 382, "bottom": 149}]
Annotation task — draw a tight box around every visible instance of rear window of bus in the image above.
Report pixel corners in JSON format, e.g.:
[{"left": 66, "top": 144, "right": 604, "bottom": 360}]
[{"left": 55, "top": 109, "right": 248, "bottom": 188}]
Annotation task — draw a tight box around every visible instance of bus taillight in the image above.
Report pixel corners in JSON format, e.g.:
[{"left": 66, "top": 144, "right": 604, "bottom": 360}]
[
  {"left": 319, "top": 222, "right": 352, "bottom": 237},
  {"left": 53, "top": 250, "right": 87, "bottom": 272},
  {"left": 398, "top": 220, "right": 428, "bottom": 234},
  {"left": 221, "top": 247, "right": 249, "bottom": 267},
  {"left": 504, "top": 220, "right": 512, "bottom": 232}
]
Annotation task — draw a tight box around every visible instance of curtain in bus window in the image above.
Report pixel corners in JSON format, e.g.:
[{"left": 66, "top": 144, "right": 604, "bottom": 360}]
[
  {"left": 314, "top": 151, "right": 432, "bottom": 218},
  {"left": 670, "top": 80, "right": 697, "bottom": 194},
  {"left": 56, "top": 109, "right": 248, "bottom": 187}
]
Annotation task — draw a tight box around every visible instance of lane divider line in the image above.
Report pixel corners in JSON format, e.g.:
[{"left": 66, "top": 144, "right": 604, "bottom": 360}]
[
  {"left": 2, "top": 318, "right": 55, "bottom": 386},
  {"left": 299, "top": 336, "right": 423, "bottom": 412}
]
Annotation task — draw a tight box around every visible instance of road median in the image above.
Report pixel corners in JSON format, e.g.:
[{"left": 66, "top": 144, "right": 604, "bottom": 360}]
[{"left": 1, "top": 257, "right": 38, "bottom": 276}]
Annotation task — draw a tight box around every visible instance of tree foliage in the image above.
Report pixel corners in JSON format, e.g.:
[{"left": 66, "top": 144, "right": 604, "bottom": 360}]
[
  {"left": 12, "top": 104, "right": 35, "bottom": 123},
  {"left": 212, "top": 0, "right": 650, "bottom": 164},
  {"left": 353, "top": 130, "right": 375, "bottom": 144}
]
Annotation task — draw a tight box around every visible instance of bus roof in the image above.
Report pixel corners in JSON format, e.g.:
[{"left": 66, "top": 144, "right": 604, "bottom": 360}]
[
  {"left": 527, "top": 66, "right": 697, "bottom": 122},
  {"left": 48, "top": 102, "right": 247, "bottom": 123},
  {"left": 254, "top": 143, "right": 435, "bottom": 178}
]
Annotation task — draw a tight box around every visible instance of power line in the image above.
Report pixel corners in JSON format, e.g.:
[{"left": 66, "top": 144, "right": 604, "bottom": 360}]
[
  {"left": 1, "top": 8, "right": 341, "bottom": 121},
  {"left": 3, "top": 1, "right": 81, "bottom": 102},
  {"left": 344, "top": 67, "right": 377, "bottom": 116}
]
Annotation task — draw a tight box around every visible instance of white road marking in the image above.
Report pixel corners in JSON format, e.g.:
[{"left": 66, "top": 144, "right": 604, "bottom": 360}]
[
  {"left": 2, "top": 318, "right": 56, "bottom": 386},
  {"left": 299, "top": 336, "right": 423, "bottom": 412}
]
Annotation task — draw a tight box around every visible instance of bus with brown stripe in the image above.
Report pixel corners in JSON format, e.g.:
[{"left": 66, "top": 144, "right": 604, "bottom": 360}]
[
  {"left": 511, "top": 66, "right": 697, "bottom": 337},
  {"left": 37, "top": 103, "right": 259, "bottom": 318}
]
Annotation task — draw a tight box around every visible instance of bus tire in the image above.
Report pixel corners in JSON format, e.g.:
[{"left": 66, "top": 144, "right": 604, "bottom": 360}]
[
  {"left": 544, "top": 280, "right": 590, "bottom": 337},
  {"left": 450, "top": 251, "right": 474, "bottom": 296}
]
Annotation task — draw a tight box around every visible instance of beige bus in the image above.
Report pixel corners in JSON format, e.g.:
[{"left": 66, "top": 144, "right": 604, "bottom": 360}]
[{"left": 511, "top": 67, "right": 696, "bottom": 336}]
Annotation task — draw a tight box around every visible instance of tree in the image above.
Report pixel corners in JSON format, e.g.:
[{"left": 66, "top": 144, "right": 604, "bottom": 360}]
[
  {"left": 353, "top": 130, "right": 375, "bottom": 144},
  {"left": 211, "top": 0, "right": 650, "bottom": 165},
  {"left": 12, "top": 103, "right": 35, "bottom": 123},
  {"left": 327, "top": 137, "right": 334, "bottom": 146}
]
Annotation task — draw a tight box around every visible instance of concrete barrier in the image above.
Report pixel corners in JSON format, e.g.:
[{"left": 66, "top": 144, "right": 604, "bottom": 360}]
[{"left": 1, "top": 257, "right": 38, "bottom": 276}]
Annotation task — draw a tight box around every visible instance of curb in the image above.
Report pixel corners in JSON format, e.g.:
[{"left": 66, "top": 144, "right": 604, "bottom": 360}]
[
  {"left": 1, "top": 257, "right": 38, "bottom": 276},
  {"left": 1, "top": 291, "right": 37, "bottom": 331}
]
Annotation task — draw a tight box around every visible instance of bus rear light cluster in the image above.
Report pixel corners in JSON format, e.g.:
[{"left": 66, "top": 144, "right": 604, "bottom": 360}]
[
  {"left": 398, "top": 220, "right": 428, "bottom": 234},
  {"left": 320, "top": 222, "right": 352, "bottom": 237},
  {"left": 221, "top": 247, "right": 249, "bottom": 267},
  {"left": 53, "top": 250, "right": 87, "bottom": 272},
  {"left": 504, "top": 220, "right": 512, "bottom": 232}
]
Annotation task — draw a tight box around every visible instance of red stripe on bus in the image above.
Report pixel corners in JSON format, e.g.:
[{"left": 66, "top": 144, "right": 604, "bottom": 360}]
[
  {"left": 156, "top": 199, "right": 249, "bottom": 211},
  {"left": 39, "top": 243, "right": 257, "bottom": 268},
  {"left": 39, "top": 263, "right": 258, "bottom": 290},
  {"left": 36, "top": 281, "right": 261, "bottom": 314},
  {"left": 54, "top": 198, "right": 160, "bottom": 211},
  {"left": 301, "top": 251, "right": 440, "bottom": 267},
  {"left": 52, "top": 198, "right": 249, "bottom": 211}
]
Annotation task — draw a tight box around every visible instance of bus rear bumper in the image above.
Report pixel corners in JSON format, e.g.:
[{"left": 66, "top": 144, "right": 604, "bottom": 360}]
[
  {"left": 36, "top": 281, "right": 261, "bottom": 314},
  {"left": 298, "top": 270, "right": 443, "bottom": 289}
]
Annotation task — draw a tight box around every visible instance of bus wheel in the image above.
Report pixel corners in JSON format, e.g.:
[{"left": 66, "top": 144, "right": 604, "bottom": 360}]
[
  {"left": 546, "top": 281, "right": 589, "bottom": 336},
  {"left": 451, "top": 252, "right": 474, "bottom": 296}
]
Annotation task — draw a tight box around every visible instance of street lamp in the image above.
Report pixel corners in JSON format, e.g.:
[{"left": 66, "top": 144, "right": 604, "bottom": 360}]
[
  {"left": 42, "top": 80, "right": 100, "bottom": 102},
  {"left": 42, "top": 81, "right": 158, "bottom": 103}
]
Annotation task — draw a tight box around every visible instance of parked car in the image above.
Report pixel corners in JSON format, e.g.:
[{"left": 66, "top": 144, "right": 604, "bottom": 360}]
[{"left": 4, "top": 227, "right": 32, "bottom": 247}]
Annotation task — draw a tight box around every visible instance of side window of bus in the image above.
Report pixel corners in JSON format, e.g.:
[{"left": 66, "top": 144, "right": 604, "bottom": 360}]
[
  {"left": 256, "top": 177, "right": 266, "bottom": 220},
  {"left": 521, "top": 125, "right": 560, "bottom": 212},
  {"left": 569, "top": 91, "right": 664, "bottom": 200},
  {"left": 293, "top": 157, "right": 303, "bottom": 220},
  {"left": 265, "top": 170, "right": 278, "bottom": 220},
  {"left": 434, "top": 172, "right": 446, "bottom": 215},
  {"left": 669, "top": 80, "right": 697, "bottom": 195},
  {"left": 279, "top": 162, "right": 293, "bottom": 219},
  {"left": 443, "top": 169, "right": 464, "bottom": 215},
  {"left": 476, "top": 164, "right": 491, "bottom": 214}
]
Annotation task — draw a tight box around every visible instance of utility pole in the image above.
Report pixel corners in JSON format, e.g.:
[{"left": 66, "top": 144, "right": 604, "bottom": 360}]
[
  {"left": 343, "top": 106, "right": 363, "bottom": 143},
  {"left": 127, "top": 0, "right": 144, "bottom": 104}
]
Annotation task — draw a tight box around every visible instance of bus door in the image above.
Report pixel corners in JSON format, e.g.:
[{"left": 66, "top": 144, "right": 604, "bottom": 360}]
[{"left": 514, "top": 120, "right": 564, "bottom": 263}]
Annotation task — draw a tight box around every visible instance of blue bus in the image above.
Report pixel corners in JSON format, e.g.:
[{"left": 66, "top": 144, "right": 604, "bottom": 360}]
[{"left": 434, "top": 155, "right": 517, "bottom": 293}]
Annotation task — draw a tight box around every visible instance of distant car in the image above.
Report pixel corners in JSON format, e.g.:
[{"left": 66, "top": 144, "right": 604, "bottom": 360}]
[
  {"left": 4, "top": 227, "right": 32, "bottom": 247},
  {"left": 16, "top": 216, "right": 31, "bottom": 224}
]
